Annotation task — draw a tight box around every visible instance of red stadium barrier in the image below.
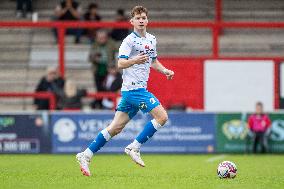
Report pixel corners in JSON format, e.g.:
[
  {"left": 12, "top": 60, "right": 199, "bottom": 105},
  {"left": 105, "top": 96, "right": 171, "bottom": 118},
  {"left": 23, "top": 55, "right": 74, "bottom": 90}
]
[
  {"left": 0, "top": 92, "right": 56, "bottom": 110},
  {"left": 87, "top": 92, "right": 120, "bottom": 110},
  {"left": 0, "top": 92, "right": 119, "bottom": 110},
  {"left": 0, "top": 20, "right": 284, "bottom": 76}
]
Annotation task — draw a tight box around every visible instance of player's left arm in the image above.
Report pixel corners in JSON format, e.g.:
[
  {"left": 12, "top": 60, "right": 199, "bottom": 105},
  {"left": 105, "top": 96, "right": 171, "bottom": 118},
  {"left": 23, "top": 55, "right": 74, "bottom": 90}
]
[{"left": 151, "top": 59, "right": 174, "bottom": 80}]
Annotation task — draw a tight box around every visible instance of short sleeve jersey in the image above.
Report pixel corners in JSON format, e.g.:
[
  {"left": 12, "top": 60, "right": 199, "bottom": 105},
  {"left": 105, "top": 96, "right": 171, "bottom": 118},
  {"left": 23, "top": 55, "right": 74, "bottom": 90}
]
[{"left": 118, "top": 31, "right": 157, "bottom": 91}]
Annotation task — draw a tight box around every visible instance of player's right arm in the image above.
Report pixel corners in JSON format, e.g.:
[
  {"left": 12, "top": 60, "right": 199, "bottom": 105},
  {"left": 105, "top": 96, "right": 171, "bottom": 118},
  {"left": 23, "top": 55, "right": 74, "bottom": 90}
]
[{"left": 118, "top": 53, "right": 148, "bottom": 69}]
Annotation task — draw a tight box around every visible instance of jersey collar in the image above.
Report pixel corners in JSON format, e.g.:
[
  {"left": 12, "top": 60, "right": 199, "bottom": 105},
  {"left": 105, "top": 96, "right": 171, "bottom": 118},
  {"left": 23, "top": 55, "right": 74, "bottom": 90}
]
[{"left": 132, "top": 31, "right": 146, "bottom": 38}]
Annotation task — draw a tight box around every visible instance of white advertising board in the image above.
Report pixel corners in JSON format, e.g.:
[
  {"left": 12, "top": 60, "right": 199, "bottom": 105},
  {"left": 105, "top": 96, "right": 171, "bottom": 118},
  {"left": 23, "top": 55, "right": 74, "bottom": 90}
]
[{"left": 205, "top": 60, "right": 274, "bottom": 112}]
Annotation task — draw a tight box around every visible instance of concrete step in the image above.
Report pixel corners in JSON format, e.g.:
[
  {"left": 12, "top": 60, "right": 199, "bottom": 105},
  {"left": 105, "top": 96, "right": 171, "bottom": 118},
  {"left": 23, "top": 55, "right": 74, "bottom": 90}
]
[
  {"left": 0, "top": 51, "right": 29, "bottom": 62},
  {"left": 223, "top": 0, "right": 284, "bottom": 9},
  {"left": 32, "top": 0, "right": 213, "bottom": 10},
  {"left": 0, "top": 28, "right": 32, "bottom": 34},
  {"left": 0, "top": 61, "right": 28, "bottom": 68},
  {"left": 0, "top": 34, "right": 31, "bottom": 44},
  {"left": 0, "top": 68, "right": 27, "bottom": 78},
  {"left": 220, "top": 33, "right": 284, "bottom": 44},
  {"left": 0, "top": 102, "right": 29, "bottom": 111},
  {"left": 0, "top": 0, "right": 16, "bottom": 9}
]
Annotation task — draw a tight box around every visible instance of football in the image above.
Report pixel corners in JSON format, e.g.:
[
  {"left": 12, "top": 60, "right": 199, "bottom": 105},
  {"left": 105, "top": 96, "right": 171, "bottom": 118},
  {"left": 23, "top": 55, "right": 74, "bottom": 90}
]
[{"left": 217, "top": 161, "right": 237, "bottom": 179}]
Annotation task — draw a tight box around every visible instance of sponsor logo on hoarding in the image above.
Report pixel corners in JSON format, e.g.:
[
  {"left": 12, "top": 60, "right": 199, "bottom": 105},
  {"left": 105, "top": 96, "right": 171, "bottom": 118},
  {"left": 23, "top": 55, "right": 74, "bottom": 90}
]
[
  {"left": 222, "top": 120, "right": 248, "bottom": 140},
  {"left": 53, "top": 118, "right": 77, "bottom": 142},
  {"left": 0, "top": 139, "right": 40, "bottom": 153},
  {"left": 0, "top": 117, "right": 15, "bottom": 130},
  {"left": 0, "top": 114, "right": 51, "bottom": 153},
  {"left": 270, "top": 120, "right": 284, "bottom": 142},
  {"left": 51, "top": 113, "right": 216, "bottom": 153}
]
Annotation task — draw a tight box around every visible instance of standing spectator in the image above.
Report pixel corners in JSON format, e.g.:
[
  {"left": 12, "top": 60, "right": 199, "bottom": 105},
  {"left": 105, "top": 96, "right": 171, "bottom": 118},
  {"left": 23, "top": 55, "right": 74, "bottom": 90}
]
[
  {"left": 16, "top": 0, "right": 33, "bottom": 18},
  {"left": 83, "top": 3, "right": 101, "bottom": 42},
  {"left": 101, "top": 65, "right": 122, "bottom": 109},
  {"left": 110, "top": 9, "right": 130, "bottom": 42},
  {"left": 33, "top": 66, "right": 65, "bottom": 110},
  {"left": 53, "top": 0, "right": 82, "bottom": 43},
  {"left": 55, "top": 80, "right": 87, "bottom": 111},
  {"left": 248, "top": 102, "right": 271, "bottom": 153},
  {"left": 89, "top": 30, "right": 117, "bottom": 109},
  {"left": 89, "top": 30, "right": 117, "bottom": 91}
]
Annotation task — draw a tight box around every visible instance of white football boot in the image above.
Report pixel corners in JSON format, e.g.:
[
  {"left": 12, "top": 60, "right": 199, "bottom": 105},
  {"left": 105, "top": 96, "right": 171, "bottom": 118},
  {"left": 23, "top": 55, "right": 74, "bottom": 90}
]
[
  {"left": 125, "top": 145, "right": 145, "bottom": 167},
  {"left": 76, "top": 152, "right": 91, "bottom": 176}
]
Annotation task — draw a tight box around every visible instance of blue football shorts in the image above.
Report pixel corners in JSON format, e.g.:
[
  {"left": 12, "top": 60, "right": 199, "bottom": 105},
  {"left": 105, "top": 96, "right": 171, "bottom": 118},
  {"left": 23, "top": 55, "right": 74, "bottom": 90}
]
[{"left": 116, "top": 88, "right": 160, "bottom": 119}]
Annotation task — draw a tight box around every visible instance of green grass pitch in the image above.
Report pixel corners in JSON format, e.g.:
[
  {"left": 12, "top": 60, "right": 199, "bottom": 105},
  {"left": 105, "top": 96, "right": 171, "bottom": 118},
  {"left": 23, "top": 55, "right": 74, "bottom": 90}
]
[{"left": 1, "top": 154, "right": 284, "bottom": 189}]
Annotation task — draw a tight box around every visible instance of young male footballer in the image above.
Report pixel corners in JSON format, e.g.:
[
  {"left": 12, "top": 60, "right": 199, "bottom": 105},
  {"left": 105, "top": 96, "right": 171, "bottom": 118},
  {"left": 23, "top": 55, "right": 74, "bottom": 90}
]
[{"left": 76, "top": 5, "right": 174, "bottom": 176}]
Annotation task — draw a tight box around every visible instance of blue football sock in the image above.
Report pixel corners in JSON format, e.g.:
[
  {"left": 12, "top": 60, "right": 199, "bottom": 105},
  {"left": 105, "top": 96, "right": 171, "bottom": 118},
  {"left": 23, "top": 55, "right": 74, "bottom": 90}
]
[
  {"left": 88, "top": 128, "right": 111, "bottom": 153},
  {"left": 136, "top": 119, "right": 161, "bottom": 144}
]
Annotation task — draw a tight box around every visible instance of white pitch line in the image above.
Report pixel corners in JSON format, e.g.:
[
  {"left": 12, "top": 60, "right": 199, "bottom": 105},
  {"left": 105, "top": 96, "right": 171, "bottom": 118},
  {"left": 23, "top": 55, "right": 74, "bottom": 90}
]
[{"left": 206, "top": 155, "right": 227, "bottom": 163}]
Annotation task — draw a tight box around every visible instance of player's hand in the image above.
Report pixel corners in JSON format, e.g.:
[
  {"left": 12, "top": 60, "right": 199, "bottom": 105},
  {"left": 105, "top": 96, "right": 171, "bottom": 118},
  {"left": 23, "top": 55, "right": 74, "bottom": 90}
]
[
  {"left": 163, "top": 69, "right": 174, "bottom": 80},
  {"left": 133, "top": 53, "right": 149, "bottom": 65}
]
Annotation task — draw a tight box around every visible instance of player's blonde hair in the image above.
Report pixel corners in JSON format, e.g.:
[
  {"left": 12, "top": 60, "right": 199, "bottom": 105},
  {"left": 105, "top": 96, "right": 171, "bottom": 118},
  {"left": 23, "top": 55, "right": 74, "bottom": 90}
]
[{"left": 131, "top": 6, "right": 148, "bottom": 18}]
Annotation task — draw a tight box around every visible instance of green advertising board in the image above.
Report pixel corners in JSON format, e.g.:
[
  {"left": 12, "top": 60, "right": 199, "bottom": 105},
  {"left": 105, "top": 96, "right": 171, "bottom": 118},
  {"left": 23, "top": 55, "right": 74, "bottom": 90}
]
[
  {"left": 216, "top": 113, "right": 249, "bottom": 153},
  {"left": 268, "top": 113, "right": 284, "bottom": 152},
  {"left": 216, "top": 113, "right": 284, "bottom": 153}
]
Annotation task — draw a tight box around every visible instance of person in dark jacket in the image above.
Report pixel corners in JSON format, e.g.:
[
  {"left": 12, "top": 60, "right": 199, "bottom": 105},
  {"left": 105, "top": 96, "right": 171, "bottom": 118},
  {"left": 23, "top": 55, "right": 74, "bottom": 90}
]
[
  {"left": 110, "top": 9, "right": 130, "bottom": 42},
  {"left": 83, "top": 3, "right": 101, "bottom": 42},
  {"left": 16, "top": 0, "right": 33, "bottom": 18},
  {"left": 102, "top": 65, "right": 122, "bottom": 109},
  {"left": 91, "top": 65, "right": 122, "bottom": 109},
  {"left": 53, "top": 0, "right": 82, "bottom": 43},
  {"left": 34, "top": 67, "right": 65, "bottom": 110},
  {"left": 104, "top": 65, "right": 122, "bottom": 92}
]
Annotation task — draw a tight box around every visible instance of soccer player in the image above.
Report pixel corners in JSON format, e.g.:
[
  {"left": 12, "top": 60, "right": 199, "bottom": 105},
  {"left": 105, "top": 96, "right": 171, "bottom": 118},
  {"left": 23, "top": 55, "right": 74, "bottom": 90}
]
[{"left": 76, "top": 5, "right": 174, "bottom": 176}]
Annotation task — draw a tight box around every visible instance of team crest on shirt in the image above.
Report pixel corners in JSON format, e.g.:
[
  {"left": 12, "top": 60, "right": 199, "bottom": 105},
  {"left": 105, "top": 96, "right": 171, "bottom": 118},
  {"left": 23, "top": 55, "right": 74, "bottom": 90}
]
[
  {"left": 144, "top": 44, "right": 155, "bottom": 57},
  {"left": 139, "top": 102, "right": 147, "bottom": 110}
]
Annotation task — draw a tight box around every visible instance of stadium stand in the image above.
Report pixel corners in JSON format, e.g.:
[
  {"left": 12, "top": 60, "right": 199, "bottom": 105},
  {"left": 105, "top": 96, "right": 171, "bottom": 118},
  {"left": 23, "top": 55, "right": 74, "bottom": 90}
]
[{"left": 0, "top": 0, "right": 284, "bottom": 110}]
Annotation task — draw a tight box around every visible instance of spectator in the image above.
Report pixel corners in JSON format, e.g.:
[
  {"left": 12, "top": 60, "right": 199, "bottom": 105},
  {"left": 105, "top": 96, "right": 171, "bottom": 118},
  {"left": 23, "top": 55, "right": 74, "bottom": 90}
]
[
  {"left": 89, "top": 30, "right": 117, "bottom": 109},
  {"left": 101, "top": 65, "right": 122, "bottom": 109},
  {"left": 34, "top": 66, "right": 65, "bottom": 110},
  {"left": 89, "top": 30, "right": 117, "bottom": 91},
  {"left": 248, "top": 102, "right": 271, "bottom": 153},
  {"left": 83, "top": 3, "right": 101, "bottom": 42},
  {"left": 55, "top": 80, "right": 87, "bottom": 111},
  {"left": 16, "top": 0, "right": 33, "bottom": 18},
  {"left": 110, "top": 9, "right": 130, "bottom": 41},
  {"left": 53, "top": 0, "right": 82, "bottom": 43}
]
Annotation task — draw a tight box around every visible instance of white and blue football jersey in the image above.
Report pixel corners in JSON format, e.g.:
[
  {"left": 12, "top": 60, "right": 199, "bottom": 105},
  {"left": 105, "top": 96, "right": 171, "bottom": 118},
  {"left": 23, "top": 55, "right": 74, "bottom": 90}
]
[{"left": 118, "top": 31, "right": 157, "bottom": 91}]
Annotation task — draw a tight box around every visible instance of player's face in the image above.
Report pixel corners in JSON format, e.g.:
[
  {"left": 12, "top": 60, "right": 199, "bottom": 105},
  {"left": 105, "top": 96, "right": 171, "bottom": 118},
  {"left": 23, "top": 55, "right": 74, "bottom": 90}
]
[{"left": 131, "top": 13, "right": 148, "bottom": 31}]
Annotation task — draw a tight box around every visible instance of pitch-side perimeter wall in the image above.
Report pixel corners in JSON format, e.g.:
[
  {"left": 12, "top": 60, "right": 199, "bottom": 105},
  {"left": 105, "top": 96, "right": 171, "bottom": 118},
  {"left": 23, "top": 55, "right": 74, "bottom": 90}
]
[{"left": 0, "top": 112, "right": 284, "bottom": 154}]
